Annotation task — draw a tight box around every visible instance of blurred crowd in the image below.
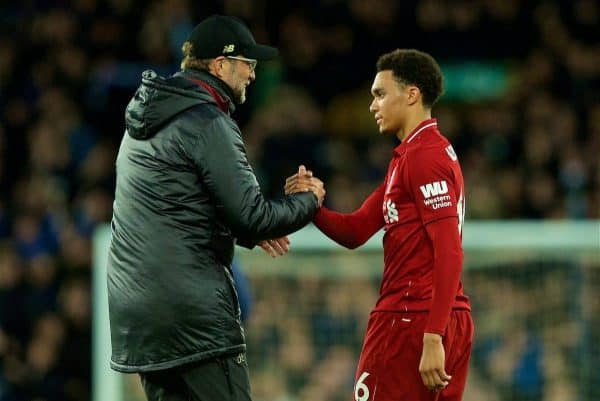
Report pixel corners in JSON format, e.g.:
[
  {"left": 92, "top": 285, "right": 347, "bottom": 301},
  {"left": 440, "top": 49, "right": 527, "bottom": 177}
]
[{"left": 0, "top": 0, "right": 597, "bottom": 400}]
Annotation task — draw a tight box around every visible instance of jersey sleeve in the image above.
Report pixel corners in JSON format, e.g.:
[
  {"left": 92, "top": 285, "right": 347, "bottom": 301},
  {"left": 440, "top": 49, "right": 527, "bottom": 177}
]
[
  {"left": 407, "top": 147, "right": 465, "bottom": 335},
  {"left": 313, "top": 183, "right": 385, "bottom": 249},
  {"left": 406, "top": 148, "right": 461, "bottom": 225},
  {"left": 424, "top": 217, "right": 463, "bottom": 335}
]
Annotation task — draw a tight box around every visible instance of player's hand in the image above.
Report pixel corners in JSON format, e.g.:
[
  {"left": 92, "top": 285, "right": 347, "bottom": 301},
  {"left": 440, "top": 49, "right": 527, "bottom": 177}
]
[
  {"left": 258, "top": 237, "right": 290, "bottom": 257},
  {"left": 419, "top": 333, "right": 451, "bottom": 392},
  {"left": 284, "top": 165, "right": 326, "bottom": 206}
]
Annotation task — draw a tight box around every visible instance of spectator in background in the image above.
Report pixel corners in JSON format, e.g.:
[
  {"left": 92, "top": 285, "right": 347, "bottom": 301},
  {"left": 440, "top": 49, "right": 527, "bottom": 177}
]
[{"left": 106, "top": 15, "right": 324, "bottom": 401}]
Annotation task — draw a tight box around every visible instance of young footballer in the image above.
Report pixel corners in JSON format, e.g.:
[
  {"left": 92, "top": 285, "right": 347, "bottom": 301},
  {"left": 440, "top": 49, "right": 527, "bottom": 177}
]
[{"left": 287, "top": 49, "right": 474, "bottom": 401}]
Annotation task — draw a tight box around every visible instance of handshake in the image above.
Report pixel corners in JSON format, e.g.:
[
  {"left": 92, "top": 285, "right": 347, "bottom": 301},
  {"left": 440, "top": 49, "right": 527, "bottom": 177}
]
[
  {"left": 284, "top": 164, "right": 326, "bottom": 206},
  {"left": 258, "top": 165, "right": 326, "bottom": 258}
]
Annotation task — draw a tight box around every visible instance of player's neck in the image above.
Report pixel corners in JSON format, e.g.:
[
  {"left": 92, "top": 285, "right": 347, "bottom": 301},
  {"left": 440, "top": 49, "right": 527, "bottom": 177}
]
[{"left": 397, "top": 110, "right": 432, "bottom": 141}]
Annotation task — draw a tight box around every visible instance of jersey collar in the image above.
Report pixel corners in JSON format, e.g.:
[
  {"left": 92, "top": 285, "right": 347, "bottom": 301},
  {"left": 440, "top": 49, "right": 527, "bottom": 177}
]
[{"left": 394, "top": 118, "right": 438, "bottom": 155}]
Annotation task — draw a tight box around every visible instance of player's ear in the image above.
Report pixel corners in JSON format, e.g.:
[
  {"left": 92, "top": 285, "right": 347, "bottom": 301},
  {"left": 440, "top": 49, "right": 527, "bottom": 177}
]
[{"left": 406, "top": 85, "right": 420, "bottom": 106}]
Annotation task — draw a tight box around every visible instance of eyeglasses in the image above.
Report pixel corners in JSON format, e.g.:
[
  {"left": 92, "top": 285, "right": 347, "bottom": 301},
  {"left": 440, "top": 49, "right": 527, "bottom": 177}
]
[{"left": 225, "top": 56, "right": 258, "bottom": 71}]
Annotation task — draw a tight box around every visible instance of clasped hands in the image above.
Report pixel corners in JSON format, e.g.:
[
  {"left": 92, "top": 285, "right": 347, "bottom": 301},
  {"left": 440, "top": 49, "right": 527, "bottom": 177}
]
[{"left": 258, "top": 165, "right": 325, "bottom": 257}]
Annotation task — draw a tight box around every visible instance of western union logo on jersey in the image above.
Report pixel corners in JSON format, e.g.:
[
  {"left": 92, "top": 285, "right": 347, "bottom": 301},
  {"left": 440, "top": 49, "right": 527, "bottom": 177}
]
[
  {"left": 420, "top": 181, "right": 452, "bottom": 209},
  {"left": 419, "top": 180, "right": 448, "bottom": 198}
]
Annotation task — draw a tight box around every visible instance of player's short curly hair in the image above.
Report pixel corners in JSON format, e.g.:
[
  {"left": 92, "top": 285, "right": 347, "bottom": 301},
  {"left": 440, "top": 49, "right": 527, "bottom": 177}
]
[
  {"left": 376, "top": 49, "right": 444, "bottom": 108},
  {"left": 180, "top": 41, "right": 212, "bottom": 71}
]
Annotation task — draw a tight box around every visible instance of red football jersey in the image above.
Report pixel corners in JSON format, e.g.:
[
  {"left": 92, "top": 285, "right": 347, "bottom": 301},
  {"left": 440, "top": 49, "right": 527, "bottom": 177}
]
[{"left": 314, "top": 118, "right": 470, "bottom": 335}]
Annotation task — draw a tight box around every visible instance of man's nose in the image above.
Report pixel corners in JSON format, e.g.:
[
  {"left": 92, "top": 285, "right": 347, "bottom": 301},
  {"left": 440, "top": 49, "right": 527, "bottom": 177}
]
[{"left": 369, "top": 100, "right": 377, "bottom": 112}]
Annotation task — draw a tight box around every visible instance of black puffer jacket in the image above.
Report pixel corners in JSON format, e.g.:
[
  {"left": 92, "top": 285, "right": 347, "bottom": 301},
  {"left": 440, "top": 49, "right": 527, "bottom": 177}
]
[{"left": 107, "top": 69, "right": 318, "bottom": 372}]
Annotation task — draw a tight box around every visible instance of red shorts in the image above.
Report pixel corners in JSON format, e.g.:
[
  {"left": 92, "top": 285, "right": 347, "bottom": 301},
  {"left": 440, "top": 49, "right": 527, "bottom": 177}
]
[{"left": 353, "top": 310, "right": 474, "bottom": 401}]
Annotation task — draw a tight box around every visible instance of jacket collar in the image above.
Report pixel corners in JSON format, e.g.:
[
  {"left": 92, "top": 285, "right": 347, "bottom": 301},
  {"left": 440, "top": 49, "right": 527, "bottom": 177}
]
[{"left": 179, "top": 69, "right": 236, "bottom": 114}]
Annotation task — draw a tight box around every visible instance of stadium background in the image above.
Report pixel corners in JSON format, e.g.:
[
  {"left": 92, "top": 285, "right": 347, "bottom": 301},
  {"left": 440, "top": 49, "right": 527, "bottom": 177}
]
[{"left": 0, "top": 1, "right": 598, "bottom": 401}]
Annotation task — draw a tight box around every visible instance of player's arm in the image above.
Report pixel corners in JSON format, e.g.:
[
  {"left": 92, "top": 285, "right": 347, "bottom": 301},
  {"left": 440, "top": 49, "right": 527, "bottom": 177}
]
[
  {"left": 408, "top": 150, "right": 464, "bottom": 334},
  {"left": 408, "top": 149, "right": 463, "bottom": 390},
  {"left": 312, "top": 183, "right": 385, "bottom": 249},
  {"left": 419, "top": 216, "right": 462, "bottom": 391},
  {"left": 424, "top": 216, "right": 463, "bottom": 334}
]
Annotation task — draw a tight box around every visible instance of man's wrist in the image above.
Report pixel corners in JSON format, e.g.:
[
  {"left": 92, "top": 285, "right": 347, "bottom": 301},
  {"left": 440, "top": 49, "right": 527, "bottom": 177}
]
[{"left": 423, "top": 332, "right": 443, "bottom": 343}]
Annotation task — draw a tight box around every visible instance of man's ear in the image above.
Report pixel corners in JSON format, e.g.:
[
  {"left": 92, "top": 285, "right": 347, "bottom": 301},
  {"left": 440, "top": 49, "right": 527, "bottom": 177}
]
[
  {"left": 406, "top": 86, "right": 421, "bottom": 106},
  {"left": 209, "top": 58, "right": 225, "bottom": 78}
]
